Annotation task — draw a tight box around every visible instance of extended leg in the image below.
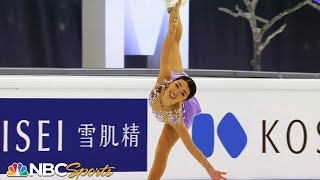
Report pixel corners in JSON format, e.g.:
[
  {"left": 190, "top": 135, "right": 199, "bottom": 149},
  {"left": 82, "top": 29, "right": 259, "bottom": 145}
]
[
  {"left": 148, "top": 124, "right": 180, "bottom": 180},
  {"left": 169, "top": 3, "right": 184, "bottom": 73}
]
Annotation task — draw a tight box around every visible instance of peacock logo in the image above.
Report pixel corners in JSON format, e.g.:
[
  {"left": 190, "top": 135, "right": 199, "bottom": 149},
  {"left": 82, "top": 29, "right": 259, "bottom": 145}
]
[{"left": 6, "top": 162, "right": 28, "bottom": 177}]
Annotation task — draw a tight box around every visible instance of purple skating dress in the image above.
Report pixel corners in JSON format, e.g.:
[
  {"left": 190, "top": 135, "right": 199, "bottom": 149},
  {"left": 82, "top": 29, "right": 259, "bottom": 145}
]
[{"left": 148, "top": 72, "right": 201, "bottom": 129}]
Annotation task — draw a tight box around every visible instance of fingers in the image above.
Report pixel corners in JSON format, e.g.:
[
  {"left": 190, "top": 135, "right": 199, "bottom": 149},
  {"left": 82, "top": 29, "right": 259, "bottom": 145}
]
[
  {"left": 210, "top": 169, "right": 228, "bottom": 180},
  {"left": 174, "top": 4, "right": 179, "bottom": 11},
  {"left": 216, "top": 171, "right": 228, "bottom": 180},
  {"left": 177, "top": 0, "right": 182, "bottom": 6},
  {"left": 215, "top": 170, "right": 227, "bottom": 174},
  {"left": 173, "top": 0, "right": 182, "bottom": 11},
  {"left": 218, "top": 171, "right": 227, "bottom": 180}
]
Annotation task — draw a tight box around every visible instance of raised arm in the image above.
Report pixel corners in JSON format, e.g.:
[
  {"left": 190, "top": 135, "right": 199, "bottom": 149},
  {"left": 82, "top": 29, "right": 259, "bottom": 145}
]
[{"left": 157, "top": 0, "right": 182, "bottom": 83}]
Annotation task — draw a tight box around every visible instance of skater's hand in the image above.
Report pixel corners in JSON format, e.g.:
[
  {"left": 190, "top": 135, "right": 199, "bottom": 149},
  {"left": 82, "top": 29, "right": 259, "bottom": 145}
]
[
  {"left": 170, "top": 0, "right": 182, "bottom": 22},
  {"left": 173, "top": 0, "right": 182, "bottom": 11},
  {"left": 209, "top": 169, "right": 228, "bottom": 180},
  {"left": 176, "top": 0, "right": 183, "bottom": 8}
]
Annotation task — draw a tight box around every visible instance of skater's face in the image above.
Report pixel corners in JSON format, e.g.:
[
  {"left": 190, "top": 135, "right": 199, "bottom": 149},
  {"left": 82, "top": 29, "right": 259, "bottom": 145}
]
[{"left": 164, "top": 79, "right": 190, "bottom": 104}]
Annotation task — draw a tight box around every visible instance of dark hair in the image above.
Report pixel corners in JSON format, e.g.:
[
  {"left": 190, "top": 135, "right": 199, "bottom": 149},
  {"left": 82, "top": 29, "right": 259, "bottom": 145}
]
[{"left": 174, "top": 76, "right": 197, "bottom": 100}]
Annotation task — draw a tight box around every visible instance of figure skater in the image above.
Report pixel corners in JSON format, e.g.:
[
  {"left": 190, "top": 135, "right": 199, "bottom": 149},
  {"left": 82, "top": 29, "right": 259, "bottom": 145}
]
[{"left": 148, "top": 0, "right": 227, "bottom": 180}]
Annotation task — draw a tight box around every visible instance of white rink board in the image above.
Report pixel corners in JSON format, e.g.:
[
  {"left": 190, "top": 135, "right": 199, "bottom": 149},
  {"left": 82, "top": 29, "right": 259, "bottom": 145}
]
[{"left": 0, "top": 75, "right": 319, "bottom": 180}]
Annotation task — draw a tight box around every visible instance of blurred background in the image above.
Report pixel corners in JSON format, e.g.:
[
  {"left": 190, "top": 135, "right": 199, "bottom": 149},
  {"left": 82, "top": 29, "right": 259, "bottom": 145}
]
[{"left": 0, "top": 0, "right": 319, "bottom": 72}]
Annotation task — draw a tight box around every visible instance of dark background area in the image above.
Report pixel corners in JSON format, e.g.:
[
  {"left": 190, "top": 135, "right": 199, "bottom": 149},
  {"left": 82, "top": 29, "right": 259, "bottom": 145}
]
[
  {"left": 0, "top": 0, "right": 82, "bottom": 68},
  {"left": 0, "top": 0, "right": 319, "bottom": 72},
  {"left": 189, "top": 0, "right": 320, "bottom": 72}
]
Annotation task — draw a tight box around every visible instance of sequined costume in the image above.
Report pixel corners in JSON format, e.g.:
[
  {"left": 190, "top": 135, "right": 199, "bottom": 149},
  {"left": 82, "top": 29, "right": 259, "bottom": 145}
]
[
  {"left": 148, "top": 78, "right": 183, "bottom": 126},
  {"left": 148, "top": 1, "right": 221, "bottom": 179},
  {"left": 148, "top": 73, "right": 214, "bottom": 176},
  {"left": 148, "top": 72, "right": 201, "bottom": 129}
]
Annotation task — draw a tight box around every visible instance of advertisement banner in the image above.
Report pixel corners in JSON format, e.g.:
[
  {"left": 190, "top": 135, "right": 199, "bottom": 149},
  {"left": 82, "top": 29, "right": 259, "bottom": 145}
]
[
  {"left": 0, "top": 76, "right": 320, "bottom": 179},
  {"left": 0, "top": 98, "right": 147, "bottom": 177}
]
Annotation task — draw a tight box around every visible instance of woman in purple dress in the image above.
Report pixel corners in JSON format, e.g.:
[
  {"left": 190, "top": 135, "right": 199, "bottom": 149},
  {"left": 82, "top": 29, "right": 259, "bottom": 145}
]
[{"left": 148, "top": 1, "right": 228, "bottom": 179}]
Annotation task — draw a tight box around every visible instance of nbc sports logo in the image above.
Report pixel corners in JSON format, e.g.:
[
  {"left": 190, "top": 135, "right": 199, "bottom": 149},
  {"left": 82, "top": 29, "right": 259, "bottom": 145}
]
[
  {"left": 192, "top": 112, "right": 248, "bottom": 158},
  {"left": 7, "top": 162, "right": 28, "bottom": 177}
]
